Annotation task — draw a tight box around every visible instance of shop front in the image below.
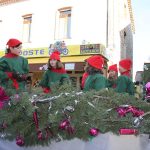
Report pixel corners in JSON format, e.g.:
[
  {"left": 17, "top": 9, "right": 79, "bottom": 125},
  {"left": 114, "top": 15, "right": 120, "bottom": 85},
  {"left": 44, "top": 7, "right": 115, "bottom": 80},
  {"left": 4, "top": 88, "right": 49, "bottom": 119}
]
[{"left": 0, "top": 43, "right": 108, "bottom": 88}]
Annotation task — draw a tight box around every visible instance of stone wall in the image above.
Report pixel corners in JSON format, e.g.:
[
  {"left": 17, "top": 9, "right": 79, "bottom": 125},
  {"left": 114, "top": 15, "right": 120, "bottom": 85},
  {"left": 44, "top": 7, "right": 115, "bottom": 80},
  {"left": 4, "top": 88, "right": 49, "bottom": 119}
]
[{"left": 120, "top": 24, "right": 133, "bottom": 60}]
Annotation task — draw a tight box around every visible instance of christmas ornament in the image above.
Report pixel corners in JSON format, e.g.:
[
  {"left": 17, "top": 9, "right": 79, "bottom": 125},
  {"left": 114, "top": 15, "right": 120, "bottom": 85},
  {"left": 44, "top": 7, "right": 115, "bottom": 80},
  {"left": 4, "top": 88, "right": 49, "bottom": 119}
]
[
  {"left": 64, "top": 106, "right": 75, "bottom": 112},
  {"left": 59, "top": 119, "right": 69, "bottom": 130},
  {"left": 33, "top": 110, "right": 44, "bottom": 140},
  {"left": 55, "top": 134, "right": 63, "bottom": 142},
  {"left": 119, "top": 129, "right": 138, "bottom": 135},
  {"left": 65, "top": 125, "right": 75, "bottom": 135},
  {"left": 116, "top": 105, "right": 144, "bottom": 117},
  {"left": 116, "top": 107, "right": 127, "bottom": 117},
  {"left": 33, "top": 110, "right": 39, "bottom": 130},
  {"left": 14, "top": 94, "right": 20, "bottom": 101},
  {"left": 44, "top": 127, "right": 53, "bottom": 139},
  {"left": 59, "top": 119, "right": 75, "bottom": 135},
  {"left": 89, "top": 128, "right": 99, "bottom": 136},
  {"left": 133, "top": 116, "right": 143, "bottom": 128},
  {"left": 37, "top": 130, "right": 43, "bottom": 140},
  {"left": 48, "top": 102, "right": 52, "bottom": 111},
  {"left": 133, "top": 111, "right": 150, "bottom": 128},
  {"left": 145, "top": 82, "right": 150, "bottom": 91},
  {"left": 145, "top": 82, "right": 150, "bottom": 99},
  {"left": 74, "top": 100, "right": 79, "bottom": 105},
  {"left": 30, "top": 94, "right": 38, "bottom": 103},
  {"left": 16, "top": 135, "right": 24, "bottom": 146},
  {"left": 132, "top": 109, "right": 144, "bottom": 117},
  {"left": 0, "top": 87, "right": 10, "bottom": 109},
  {"left": 87, "top": 101, "right": 95, "bottom": 108},
  {"left": 119, "top": 105, "right": 130, "bottom": 108}
]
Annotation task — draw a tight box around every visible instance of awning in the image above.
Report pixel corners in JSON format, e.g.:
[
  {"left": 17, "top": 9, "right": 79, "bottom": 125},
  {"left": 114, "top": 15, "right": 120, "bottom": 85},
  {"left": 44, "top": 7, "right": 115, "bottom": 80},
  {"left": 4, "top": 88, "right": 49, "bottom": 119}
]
[{"left": 28, "top": 55, "right": 92, "bottom": 64}]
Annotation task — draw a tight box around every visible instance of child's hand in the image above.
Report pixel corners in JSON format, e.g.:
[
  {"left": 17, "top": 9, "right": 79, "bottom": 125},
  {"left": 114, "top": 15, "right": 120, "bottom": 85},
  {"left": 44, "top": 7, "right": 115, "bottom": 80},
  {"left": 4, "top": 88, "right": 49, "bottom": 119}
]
[{"left": 12, "top": 72, "right": 27, "bottom": 81}]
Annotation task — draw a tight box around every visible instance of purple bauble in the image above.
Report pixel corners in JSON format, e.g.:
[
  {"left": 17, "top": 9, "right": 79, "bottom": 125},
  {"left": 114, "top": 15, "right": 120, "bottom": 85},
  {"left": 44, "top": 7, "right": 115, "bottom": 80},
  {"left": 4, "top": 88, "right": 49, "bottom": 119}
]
[
  {"left": 59, "top": 119, "right": 69, "bottom": 130},
  {"left": 16, "top": 136, "right": 24, "bottom": 146},
  {"left": 145, "top": 82, "right": 150, "bottom": 93},
  {"left": 89, "top": 128, "right": 99, "bottom": 136},
  {"left": 117, "top": 108, "right": 127, "bottom": 117}
]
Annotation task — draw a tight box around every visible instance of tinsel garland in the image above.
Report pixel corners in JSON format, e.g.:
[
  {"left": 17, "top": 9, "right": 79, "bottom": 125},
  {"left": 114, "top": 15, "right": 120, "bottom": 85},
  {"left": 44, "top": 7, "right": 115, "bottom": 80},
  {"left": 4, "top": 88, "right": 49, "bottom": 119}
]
[{"left": 0, "top": 84, "right": 150, "bottom": 147}]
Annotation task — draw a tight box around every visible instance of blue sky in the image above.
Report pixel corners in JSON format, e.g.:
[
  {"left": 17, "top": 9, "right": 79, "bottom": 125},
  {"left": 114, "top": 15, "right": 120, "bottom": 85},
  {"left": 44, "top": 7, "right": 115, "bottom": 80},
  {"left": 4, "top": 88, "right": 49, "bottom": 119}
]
[{"left": 132, "top": 0, "right": 150, "bottom": 74}]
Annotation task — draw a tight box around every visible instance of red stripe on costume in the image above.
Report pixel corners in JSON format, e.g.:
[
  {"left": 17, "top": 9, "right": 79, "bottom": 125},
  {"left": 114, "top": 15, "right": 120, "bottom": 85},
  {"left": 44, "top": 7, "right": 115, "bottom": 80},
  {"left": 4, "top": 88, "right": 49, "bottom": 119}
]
[
  {"left": 6, "top": 72, "right": 19, "bottom": 89},
  {"left": 51, "top": 68, "right": 66, "bottom": 74},
  {"left": 4, "top": 53, "right": 18, "bottom": 58},
  {"left": 81, "top": 73, "right": 89, "bottom": 89},
  {"left": 121, "top": 71, "right": 131, "bottom": 77}
]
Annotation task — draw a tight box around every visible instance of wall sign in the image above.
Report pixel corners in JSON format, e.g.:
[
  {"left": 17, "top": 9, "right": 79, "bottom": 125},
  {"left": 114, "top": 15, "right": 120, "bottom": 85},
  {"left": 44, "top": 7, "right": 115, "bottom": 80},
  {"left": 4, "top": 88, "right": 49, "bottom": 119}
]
[
  {"left": 80, "top": 44, "right": 100, "bottom": 54},
  {"left": 65, "top": 63, "right": 75, "bottom": 70}
]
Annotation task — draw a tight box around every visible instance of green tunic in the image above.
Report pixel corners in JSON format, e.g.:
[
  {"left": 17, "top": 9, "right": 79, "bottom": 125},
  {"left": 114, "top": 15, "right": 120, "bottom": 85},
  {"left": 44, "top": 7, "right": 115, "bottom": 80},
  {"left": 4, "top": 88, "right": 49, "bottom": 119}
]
[
  {"left": 107, "top": 79, "right": 117, "bottom": 88},
  {"left": 0, "top": 54, "right": 29, "bottom": 90},
  {"left": 115, "top": 75, "right": 134, "bottom": 95},
  {"left": 83, "top": 74, "right": 108, "bottom": 91},
  {"left": 40, "top": 68, "right": 69, "bottom": 90}
]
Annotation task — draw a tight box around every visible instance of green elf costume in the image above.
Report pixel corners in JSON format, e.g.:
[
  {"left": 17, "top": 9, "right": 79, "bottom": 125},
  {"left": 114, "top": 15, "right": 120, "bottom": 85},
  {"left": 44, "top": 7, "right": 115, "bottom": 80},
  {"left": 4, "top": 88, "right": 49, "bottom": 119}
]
[
  {"left": 0, "top": 39, "right": 29, "bottom": 91},
  {"left": 83, "top": 55, "right": 108, "bottom": 91},
  {"left": 107, "top": 64, "right": 118, "bottom": 88},
  {"left": 115, "top": 59, "right": 134, "bottom": 95},
  {"left": 40, "top": 51, "right": 69, "bottom": 93}
]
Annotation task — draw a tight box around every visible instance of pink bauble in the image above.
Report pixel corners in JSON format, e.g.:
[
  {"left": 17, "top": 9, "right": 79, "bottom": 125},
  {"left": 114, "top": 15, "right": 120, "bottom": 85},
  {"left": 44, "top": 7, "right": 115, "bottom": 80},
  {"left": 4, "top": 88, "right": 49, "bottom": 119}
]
[{"left": 89, "top": 128, "right": 99, "bottom": 136}]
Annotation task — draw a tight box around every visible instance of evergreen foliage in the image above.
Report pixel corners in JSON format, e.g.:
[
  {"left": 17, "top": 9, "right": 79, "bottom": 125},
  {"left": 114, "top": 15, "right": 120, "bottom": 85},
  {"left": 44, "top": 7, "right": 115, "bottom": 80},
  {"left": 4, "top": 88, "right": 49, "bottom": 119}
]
[{"left": 0, "top": 84, "right": 150, "bottom": 146}]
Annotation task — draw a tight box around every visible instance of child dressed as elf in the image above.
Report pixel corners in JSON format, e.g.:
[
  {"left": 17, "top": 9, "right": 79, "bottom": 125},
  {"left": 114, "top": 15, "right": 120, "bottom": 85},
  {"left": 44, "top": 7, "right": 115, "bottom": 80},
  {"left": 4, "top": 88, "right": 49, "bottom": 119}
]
[
  {"left": 83, "top": 55, "right": 108, "bottom": 91},
  {"left": 115, "top": 59, "right": 134, "bottom": 95},
  {"left": 81, "top": 59, "right": 89, "bottom": 90},
  {"left": 0, "top": 38, "right": 29, "bottom": 91},
  {"left": 107, "top": 64, "right": 118, "bottom": 88},
  {"left": 40, "top": 51, "right": 69, "bottom": 93}
]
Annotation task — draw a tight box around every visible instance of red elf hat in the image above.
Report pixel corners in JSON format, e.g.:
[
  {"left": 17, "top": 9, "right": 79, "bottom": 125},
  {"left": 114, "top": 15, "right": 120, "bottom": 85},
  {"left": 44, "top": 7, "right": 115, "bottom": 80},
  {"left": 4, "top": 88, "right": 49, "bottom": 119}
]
[
  {"left": 119, "top": 59, "right": 132, "bottom": 71},
  {"left": 87, "top": 55, "right": 104, "bottom": 70},
  {"left": 50, "top": 50, "right": 60, "bottom": 61},
  {"left": 108, "top": 64, "right": 118, "bottom": 73},
  {"left": 6, "top": 38, "right": 22, "bottom": 48}
]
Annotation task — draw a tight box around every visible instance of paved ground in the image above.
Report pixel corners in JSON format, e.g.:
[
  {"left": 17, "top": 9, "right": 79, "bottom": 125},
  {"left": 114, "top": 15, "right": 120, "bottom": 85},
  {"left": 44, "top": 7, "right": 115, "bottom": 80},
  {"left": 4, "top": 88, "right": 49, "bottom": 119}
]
[{"left": 0, "top": 133, "right": 150, "bottom": 150}]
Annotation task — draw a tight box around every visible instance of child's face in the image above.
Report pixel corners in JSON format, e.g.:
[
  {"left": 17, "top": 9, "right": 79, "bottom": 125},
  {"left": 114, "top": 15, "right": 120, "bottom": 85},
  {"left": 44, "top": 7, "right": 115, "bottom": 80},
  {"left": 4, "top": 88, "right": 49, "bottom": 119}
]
[
  {"left": 108, "top": 70, "right": 116, "bottom": 78},
  {"left": 50, "top": 59, "right": 57, "bottom": 68},
  {"left": 119, "top": 65, "right": 126, "bottom": 73},
  {"left": 10, "top": 44, "right": 22, "bottom": 55}
]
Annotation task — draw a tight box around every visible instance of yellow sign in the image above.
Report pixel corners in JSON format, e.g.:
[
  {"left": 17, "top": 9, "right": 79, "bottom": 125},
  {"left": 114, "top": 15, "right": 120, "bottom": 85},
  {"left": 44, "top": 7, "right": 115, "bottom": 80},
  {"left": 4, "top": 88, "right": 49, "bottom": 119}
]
[
  {"left": 20, "top": 45, "right": 81, "bottom": 58},
  {"left": 0, "top": 51, "right": 5, "bottom": 57},
  {"left": 0, "top": 44, "right": 106, "bottom": 58},
  {"left": 20, "top": 47, "right": 49, "bottom": 58}
]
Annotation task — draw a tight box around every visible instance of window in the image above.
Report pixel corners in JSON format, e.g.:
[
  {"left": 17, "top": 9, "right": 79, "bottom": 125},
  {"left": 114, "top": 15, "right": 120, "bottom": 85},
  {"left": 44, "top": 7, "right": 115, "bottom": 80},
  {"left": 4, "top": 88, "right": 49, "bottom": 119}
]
[
  {"left": 22, "top": 14, "right": 32, "bottom": 43},
  {"left": 55, "top": 7, "right": 72, "bottom": 39}
]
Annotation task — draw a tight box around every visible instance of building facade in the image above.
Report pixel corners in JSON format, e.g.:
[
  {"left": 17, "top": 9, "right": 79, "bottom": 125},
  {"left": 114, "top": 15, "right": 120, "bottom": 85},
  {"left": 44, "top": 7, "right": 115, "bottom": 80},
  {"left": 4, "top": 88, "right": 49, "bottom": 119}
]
[{"left": 0, "top": 0, "right": 134, "bottom": 87}]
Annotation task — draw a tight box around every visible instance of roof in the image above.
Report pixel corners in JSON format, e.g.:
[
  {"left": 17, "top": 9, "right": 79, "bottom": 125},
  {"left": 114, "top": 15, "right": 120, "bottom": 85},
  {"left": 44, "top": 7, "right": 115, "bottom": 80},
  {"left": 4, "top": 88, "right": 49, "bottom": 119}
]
[{"left": 0, "top": 0, "right": 26, "bottom": 6}]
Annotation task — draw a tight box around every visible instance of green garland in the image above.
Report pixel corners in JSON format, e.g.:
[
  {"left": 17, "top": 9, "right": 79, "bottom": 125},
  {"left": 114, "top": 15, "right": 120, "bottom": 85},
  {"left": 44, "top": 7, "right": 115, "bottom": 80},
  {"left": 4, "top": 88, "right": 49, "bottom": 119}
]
[{"left": 0, "top": 84, "right": 150, "bottom": 147}]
